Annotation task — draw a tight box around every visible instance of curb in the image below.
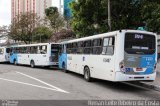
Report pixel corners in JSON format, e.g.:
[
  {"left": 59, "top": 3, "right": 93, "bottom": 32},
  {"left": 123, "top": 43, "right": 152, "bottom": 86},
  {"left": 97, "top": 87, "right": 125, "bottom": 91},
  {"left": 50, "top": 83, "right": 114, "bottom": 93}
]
[
  {"left": 139, "top": 82, "right": 160, "bottom": 92},
  {"left": 139, "top": 71, "right": 160, "bottom": 92},
  {"left": 127, "top": 70, "right": 160, "bottom": 92}
]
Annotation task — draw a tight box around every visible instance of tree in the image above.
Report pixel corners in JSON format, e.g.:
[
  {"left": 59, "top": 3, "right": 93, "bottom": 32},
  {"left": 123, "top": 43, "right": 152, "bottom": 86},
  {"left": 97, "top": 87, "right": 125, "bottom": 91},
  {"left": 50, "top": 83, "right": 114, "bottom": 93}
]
[
  {"left": 50, "top": 29, "right": 75, "bottom": 42},
  {"left": 110, "top": 0, "right": 144, "bottom": 30},
  {"left": 32, "top": 26, "right": 52, "bottom": 43},
  {"left": 69, "top": 0, "right": 109, "bottom": 38},
  {"left": 0, "top": 25, "right": 9, "bottom": 44},
  {"left": 45, "top": 7, "right": 65, "bottom": 33},
  {"left": 69, "top": 0, "right": 147, "bottom": 37},
  {"left": 9, "top": 12, "right": 41, "bottom": 44},
  {"left": 0, "top": 26, "right": 9, "bottom": 37},
  {"left": 141, "top": 0, "right": 160, "bottom": 33}
]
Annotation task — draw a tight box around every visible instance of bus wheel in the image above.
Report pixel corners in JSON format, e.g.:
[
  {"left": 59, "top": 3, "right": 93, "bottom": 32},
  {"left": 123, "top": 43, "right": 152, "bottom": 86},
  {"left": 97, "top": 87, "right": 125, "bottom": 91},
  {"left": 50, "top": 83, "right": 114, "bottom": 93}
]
[
  {"left": 84, "top": 67, "right": 92, "bottom": 82},
  {"left": 62, "top": 62, "right": 68, "bottom": 73},
  {"left": 30, "top": 60, "right": 35, "bottom": 68}
]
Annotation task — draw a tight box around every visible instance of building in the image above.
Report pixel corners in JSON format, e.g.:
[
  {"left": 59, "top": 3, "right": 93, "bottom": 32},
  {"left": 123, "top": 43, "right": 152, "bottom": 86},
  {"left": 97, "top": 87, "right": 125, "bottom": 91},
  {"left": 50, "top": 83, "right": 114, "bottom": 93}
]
[
  {"left": 11, "top": 0, "right": 52, "bottom": 22},
  {"left": 59, "top": 0, "right": 74, "bottom": 18}
]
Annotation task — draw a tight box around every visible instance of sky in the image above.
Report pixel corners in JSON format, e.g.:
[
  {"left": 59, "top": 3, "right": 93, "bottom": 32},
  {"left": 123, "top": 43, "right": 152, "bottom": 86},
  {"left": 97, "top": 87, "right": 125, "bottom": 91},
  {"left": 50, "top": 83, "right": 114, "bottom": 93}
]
[{"left": 0, "top": 0, "right": 59, "bottom": 26}]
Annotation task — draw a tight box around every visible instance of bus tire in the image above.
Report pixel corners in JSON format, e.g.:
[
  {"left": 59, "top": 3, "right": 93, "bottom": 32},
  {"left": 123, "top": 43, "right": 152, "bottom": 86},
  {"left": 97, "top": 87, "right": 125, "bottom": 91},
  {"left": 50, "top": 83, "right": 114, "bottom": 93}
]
[
  {"left": 30, "top": 60, "right": 35, "bottom": 68},
  {"left": 84, "top": 66, "right": 92, "bottom": 82},
  {"left": 62, "top": 62, "right": 68, "bottom": 73}
]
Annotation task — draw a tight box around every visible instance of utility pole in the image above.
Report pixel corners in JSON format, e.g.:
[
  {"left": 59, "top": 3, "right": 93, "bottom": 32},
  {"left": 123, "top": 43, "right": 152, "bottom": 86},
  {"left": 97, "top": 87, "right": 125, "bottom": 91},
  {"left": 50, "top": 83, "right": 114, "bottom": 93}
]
[{"left": 108, "top": 0, "right": 111, "bottom": 31}]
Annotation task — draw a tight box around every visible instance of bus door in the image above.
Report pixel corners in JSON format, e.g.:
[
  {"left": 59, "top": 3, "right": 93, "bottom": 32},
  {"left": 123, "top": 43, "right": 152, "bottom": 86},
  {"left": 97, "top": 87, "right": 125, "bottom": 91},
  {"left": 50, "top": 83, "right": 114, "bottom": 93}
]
[{"left": 51, "top": 44, "right": 60, "bottom": 65}]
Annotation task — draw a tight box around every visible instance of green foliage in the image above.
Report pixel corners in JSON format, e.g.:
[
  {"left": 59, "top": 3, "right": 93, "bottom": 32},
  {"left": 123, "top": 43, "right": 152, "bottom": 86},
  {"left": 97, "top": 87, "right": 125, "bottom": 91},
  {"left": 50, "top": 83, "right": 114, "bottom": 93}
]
[
  {"left": 45, "top": 7, "right": 58, "bottom": 16},
  {"left": 45, "top": 7, "right": 65, "bottom": 33},
  {"left": 69, "top": 0, "right": 108, "bottom": 38},
  {"left": 141, "top": 1, "right": 160, "bottom": 33},
  {"left": 9, "top": 12, "right": 41, "bottom": 44},
  {"left": 69, "top": 0, "right": 160, "bottom": 37},
  {"left": 110, "top": 0, "right": 144, "bottom": 30},
  {"left": 32, "top": 26, "right": 52, "bottom": 43}
]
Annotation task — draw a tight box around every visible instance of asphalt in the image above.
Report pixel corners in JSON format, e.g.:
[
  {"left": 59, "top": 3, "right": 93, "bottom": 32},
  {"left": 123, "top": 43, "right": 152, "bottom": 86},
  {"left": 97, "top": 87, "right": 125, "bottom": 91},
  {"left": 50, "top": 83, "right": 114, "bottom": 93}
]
[
  {"left": 138, "top": 62, "right": 160, "bottom": 92},
  {"left": 0, "top": 63, "right": 160, "bottom": 101}
]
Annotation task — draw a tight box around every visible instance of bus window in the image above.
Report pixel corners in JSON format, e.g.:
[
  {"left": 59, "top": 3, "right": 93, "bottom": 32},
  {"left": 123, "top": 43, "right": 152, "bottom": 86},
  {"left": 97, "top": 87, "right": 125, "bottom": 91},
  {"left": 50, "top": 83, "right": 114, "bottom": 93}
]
[
  {"left": 30, "top": 46, "right": 38, "bottom": 54},
  {"left": 39, "top": 45, "right": 47, "bottom": 54},
  {"left": 26, "top": 47, "right": 30, "bottom": 53},
  {"left": 72, "top": 42, "right": 78, "bottom": 54},
  {"left": 92, "top": 39, "right": 102, "bottom": 55},
  {"left": 102, "top": 37, "right": 114, "bottom": 55},
  {"left": 77, "top": 41, "right": 83, "bottom": 54},
  {"left": 66, "top": 43, "right": 73, "bottom": 54},
  {"left": 125, "top": 33, "right": 155, "bottom": 54},
  {"left": 51, "top": 44, "right": 60, "bottom": 54},
  {"left": 6, "top": 48, "right": 10, "bottom": 53},
  {"left": 83, "top": 40, "right": 92, "bottom": 54}
]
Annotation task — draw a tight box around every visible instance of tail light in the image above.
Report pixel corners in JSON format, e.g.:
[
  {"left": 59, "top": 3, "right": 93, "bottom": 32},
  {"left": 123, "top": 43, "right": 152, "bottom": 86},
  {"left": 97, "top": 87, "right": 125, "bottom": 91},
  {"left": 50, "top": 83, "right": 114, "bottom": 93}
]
[
  {"left": 119, "top": 60, "right": 124, "bottom": 68},
  {"left": 154, "top": 62, "right": 157, "bottom": 71},
  {"left": 119, "top": 60, "right": 125, "bottom": 72}
]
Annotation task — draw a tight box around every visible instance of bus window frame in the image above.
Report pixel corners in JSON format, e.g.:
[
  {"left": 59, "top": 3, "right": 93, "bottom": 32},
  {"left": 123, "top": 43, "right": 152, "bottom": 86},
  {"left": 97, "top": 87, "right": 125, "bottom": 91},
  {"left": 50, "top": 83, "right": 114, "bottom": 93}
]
[{"left": 102, "top": 36, "right": 115, "bottom": 56}]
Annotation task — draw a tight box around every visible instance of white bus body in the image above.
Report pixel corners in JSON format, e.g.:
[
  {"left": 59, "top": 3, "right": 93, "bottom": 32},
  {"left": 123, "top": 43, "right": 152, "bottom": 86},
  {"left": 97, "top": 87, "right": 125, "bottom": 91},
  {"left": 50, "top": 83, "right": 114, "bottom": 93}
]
[
  {"left": 0, "top": 47, "right": 10, "bottom": 62},
  {"left": 10, "top": 43, "right": 60, "bottom": 67},
  {"left": 59, "top": 30, "right": 157, "bottom": 82}
]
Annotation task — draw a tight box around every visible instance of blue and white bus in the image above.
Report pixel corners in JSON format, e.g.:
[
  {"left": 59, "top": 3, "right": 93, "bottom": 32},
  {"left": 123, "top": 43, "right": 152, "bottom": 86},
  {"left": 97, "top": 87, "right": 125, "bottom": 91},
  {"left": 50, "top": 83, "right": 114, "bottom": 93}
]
[
  {"left": 58, "top": 30, "right": 157, "bottom": 82},
  {"left": 10, "top": 43, "right": 60, "bottom": 67},
  {"left": 0, "top": 47, "right": 10, "bottom": 63}
]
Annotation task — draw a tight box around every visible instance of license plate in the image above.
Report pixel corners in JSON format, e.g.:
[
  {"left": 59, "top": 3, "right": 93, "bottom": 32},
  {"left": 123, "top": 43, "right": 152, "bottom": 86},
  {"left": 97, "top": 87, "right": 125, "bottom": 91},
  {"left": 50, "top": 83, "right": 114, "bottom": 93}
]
[{"left": 136, "top": 68, "right": 143, "bottom": 71}]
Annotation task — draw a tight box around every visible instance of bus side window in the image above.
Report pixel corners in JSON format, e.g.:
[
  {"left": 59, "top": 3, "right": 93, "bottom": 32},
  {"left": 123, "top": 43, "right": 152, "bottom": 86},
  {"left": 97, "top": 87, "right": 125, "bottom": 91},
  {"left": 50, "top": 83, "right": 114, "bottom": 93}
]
[
  {"left": 30, "top": 46, "right": 38, "bottom": 54},
  {"left": 66, "top": 43, "right": 72, "bottom": 54},
  {"left": 38, "top": 45, "right": 47, "bottom": 54},
  {"left": 77, "top": 41, "right": 83, "bottom": 54},
  {"left": 84, "top": 40, "right": 92, "bottom": 54},
  {"left": 92, "top": 39, "right": 102, "bottom": 55},
  {"left": 72, "top": 42, "right": 77, "bottom": 54},
  {"left": 102, "top": 37, "right": 115, "bottom": 55},
  {"left": 6, "top": 48, "right": 10, "bottom": 53}
]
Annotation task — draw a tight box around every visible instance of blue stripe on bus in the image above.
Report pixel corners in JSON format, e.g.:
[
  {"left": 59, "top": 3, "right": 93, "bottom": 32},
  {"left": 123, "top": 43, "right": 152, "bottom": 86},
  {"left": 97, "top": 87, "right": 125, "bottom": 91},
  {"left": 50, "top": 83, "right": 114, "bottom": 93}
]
[
  {"left": 58, "top": 53, "right": 67, "bottom": 69},
  {"left": 10, "top": 53, "right": 18, "bottom": 64},
  {"left": 139, "top": 53, "right": 156, "bottom": 74}
]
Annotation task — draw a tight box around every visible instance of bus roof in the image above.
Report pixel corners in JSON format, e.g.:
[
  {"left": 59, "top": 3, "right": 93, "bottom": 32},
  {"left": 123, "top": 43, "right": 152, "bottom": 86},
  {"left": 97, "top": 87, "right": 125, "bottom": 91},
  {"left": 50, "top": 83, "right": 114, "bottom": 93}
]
[
  {"left": 10, "top": 42, "right": 59, "bottom": 47},
  {"left": 61, "top": 29, "right": 156, "bottom": 44}
]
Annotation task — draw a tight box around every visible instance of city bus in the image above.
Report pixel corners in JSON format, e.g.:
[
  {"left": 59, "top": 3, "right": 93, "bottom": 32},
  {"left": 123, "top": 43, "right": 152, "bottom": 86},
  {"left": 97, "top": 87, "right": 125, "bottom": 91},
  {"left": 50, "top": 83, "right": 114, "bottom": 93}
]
[
  {"left": 157, "top": 36, "right": 160, "bottom": 60},
  {"left": 58, "top": 30, "right": 157, "bottom": 82},
  {"left": 10, "top": 43, "right": 60, "bottom": 68},
  {"left": 0, "top": 47, "right": 10, "bottom": 63}
]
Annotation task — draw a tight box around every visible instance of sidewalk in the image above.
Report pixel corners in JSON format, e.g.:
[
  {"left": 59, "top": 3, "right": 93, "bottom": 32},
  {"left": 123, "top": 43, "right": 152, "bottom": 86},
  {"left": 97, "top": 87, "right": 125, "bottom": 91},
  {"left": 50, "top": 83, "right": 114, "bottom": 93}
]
[
  {"left": 142, "top": 63, "right": 160, "bottom": 91},
  {"left": 141, "top": 62, "right": 160, "bottom": 87},
  {"left": 150, "top": 62, "right": 160, "bottom": 85}
]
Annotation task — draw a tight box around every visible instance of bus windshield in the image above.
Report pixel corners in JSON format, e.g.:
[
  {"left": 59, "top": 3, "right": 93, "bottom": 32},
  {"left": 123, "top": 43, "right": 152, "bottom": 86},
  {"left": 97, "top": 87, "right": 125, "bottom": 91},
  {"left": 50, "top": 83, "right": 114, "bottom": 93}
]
[
  {"left": 51, "top": 44, "right": 60, "bottom": 54},
  {"left": 125, "top": 33, "right": 156, "bottom": 55}
]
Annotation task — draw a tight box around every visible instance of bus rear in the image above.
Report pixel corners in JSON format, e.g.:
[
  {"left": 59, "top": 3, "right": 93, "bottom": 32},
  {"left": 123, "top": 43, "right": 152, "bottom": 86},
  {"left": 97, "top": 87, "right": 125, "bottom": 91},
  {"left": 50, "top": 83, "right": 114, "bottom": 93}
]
[
  {"left": 116, "top": 31, "right": 157, "bottom": 81},
  {"left": 0, "top": 47, "right": 10, "bottom": 63}
]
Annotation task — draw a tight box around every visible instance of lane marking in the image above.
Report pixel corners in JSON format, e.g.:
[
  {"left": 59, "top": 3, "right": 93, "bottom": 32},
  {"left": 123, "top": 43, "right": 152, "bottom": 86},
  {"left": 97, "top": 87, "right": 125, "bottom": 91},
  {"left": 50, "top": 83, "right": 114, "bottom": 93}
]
[
  {"left": 0, "top": 77, "right": 66, "bottom": 93},
  {"left": 16, "top": 71, "right": 69, "bottom": 93}
]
